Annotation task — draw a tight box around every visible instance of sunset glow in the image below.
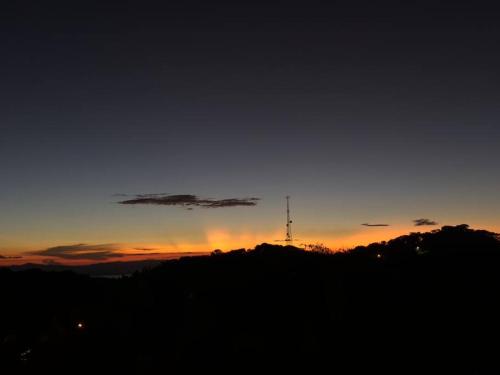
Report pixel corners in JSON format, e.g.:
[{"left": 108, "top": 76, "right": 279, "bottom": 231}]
[
  {"left": 2, "top": 221, "right": 498, "bottom": 266},
  {"left": 2, "top": 1, "right": 500, "bottom": 372}
]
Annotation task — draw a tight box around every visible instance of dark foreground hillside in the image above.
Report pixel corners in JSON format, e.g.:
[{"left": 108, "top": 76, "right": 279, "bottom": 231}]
[{"left": 1, "top": 225, "right": 500, "bottom": 374}]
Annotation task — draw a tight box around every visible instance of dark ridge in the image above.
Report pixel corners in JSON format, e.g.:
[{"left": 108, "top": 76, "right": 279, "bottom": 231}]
[{"left": 6, "top": 259, "right": 164, "bottom": 277}]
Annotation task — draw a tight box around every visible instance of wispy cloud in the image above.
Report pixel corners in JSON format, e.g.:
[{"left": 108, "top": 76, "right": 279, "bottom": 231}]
[
  {"left": 117, "top": 194, "right": 260, "bottom": 209},
  {"left": 28, "top": 244, "right": 124, "bottom": 260},
  {"left": 126, "top": 252, "right": 163, "bottom": 256},
  {"left": 43, "top": 259, "right": 62, "bottom": 265},
  {"left": 0, "top": 254, "right": 23, "bottom": 259},
  {"left": 413, "top": 218, "right": 438, "bottom": 226},
  {"left": 361, "top": 223, "right": 390, "bottom": 227}
]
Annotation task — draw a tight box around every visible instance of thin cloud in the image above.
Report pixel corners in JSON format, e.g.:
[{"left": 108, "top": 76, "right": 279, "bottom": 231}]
[
  {"left": 117, "top": 194, "right": 260, "bottom": 209},
  {"left": 43, "top": 259, "right": 62, "bottom": 265},
  {"left": 126, "top": 252, "right": 163, "bottom": 256},
  {"left": 0, "top": 254, "right": 23, "bottom": 259},
  {"left": 361, "top": 223, "right": 390, "bottom": 227},
  {"left": 413, "top": 218, "right": 438, "bottom": 226},
  {"left": 28, "top": 244, "right": 125, "bottom": 260},
  {"left": 134, "top": 247, "right": 158, "bottom": 251}
]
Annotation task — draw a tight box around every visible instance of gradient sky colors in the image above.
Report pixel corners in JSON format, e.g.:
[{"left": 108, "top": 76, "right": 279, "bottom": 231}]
[{"left": 1, "top": 1, "right": 500, "bottom": 265}]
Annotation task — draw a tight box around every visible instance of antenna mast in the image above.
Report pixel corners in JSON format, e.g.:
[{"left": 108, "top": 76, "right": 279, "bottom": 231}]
[
  {"left": 285, "top": 195, "right": 292, "bottom": 244},
  {"left": 275, "top": 196, "right": 298, "bottom": 244}
]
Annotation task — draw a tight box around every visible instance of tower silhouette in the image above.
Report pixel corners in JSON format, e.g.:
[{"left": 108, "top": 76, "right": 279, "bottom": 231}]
[
  {"left": 285, "top": 195, "right": 292, "bottom": 243},
  {"left": 275, "top": 196, "right": 296, "bottom": 244}
]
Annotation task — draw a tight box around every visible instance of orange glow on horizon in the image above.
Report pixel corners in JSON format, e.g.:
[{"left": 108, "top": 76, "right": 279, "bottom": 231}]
[
  {"left": 1, "top": 223, "right": 498, "bottom": 266},
  {"left": 205, "top": 227, "right": 283, "bottom": 251}
]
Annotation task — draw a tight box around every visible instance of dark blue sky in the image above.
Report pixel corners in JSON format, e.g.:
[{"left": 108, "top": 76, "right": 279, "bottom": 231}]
[{"left": 1, "top": 1, "right": 499, "bottom": 260}]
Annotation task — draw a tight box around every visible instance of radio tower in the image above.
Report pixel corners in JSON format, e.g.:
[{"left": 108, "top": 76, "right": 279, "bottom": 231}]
[
  {"left": 285, "top": 195, "right": 293, "bottom": 244},
  {"left": 275, "top": 196, "right": 298, "bottom": 244}
]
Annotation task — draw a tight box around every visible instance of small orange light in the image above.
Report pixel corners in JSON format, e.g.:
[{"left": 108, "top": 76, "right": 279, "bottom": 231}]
[{"left": 77, "top": 322, "right": 84, "bottom": 329}]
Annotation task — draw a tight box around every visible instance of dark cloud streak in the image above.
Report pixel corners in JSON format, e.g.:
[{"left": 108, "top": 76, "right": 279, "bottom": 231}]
[
  {"left": 28, "top": 244, "right": 124, "bottom": 260},
  {"left": 117, "top": 194, "right": 260, "bottom": 209},
  {"left": 414, "top": 218, "right": 438, "bottom": 226},
  {"left": 127, "top": 252, "right": 163, "bottom": 256}
]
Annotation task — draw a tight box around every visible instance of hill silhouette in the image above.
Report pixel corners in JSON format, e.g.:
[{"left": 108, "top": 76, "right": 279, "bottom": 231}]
[
  {"left": 1, "top": 225, "right": 499, "bottom": 373},
  {"left": 6, "top": 259, "right": 164, "bottom": 277}
]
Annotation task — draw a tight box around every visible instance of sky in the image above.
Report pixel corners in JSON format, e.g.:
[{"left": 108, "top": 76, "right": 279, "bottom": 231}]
[{"left": 1, "top": 0, "right": 500, "bottom": 265}]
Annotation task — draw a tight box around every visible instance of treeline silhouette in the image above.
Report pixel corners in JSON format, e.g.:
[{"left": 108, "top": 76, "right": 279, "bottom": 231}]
[{"left": 1, "top": 224, "right": 500, "bottom": 373}]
